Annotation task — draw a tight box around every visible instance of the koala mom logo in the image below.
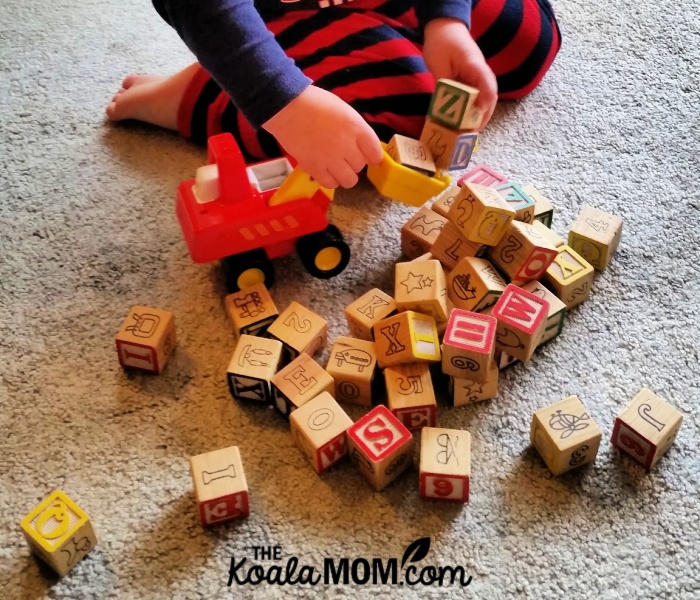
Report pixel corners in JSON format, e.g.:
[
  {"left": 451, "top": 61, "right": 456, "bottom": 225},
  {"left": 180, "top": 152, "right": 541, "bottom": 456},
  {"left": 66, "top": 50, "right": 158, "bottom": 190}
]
[{"left": 227, "top": 537, "right": 473, "bottom": 587}]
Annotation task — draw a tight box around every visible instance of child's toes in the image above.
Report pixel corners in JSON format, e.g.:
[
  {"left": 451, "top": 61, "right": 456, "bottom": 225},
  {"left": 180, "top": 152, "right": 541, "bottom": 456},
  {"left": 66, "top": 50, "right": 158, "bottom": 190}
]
[{"left": 121, "top": 74, "right": 140, "bottom": 89}]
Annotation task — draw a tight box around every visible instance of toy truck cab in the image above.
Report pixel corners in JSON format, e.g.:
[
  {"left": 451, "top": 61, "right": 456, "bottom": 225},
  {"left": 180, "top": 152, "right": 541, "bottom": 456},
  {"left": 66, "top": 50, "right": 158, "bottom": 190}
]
[{"left": 176, "top": 133, "right": 350, "bottom": 292}]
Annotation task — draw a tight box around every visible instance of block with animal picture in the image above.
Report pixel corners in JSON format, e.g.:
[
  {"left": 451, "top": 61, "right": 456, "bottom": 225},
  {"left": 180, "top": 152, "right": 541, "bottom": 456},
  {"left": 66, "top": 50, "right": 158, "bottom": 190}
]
[
  {"left": 224, "top": 283, "right": 278, "bottom": 338},
  {"left": 385, "top": 362, "right": 437, "bottom": 431},
  {"left": 373, "top": 310, "right": 441, "bottom": 368},
  {"left": 488, "top": 220, "right": 559, "bottom": 286},
  {"left": 267, "top": 301, "right": 327, "bottom": 361},
  {"left": 271, "top": 352, "right": 335, "bottom": 418},
  {"left": 226, "top": 334, "right": 283, "bottom": 404},
  {"left": 347, "top": 405, "right": 413, "bottom": 491},
  {"left": 458, "top": 164, "right": 508, "bottom": 188},
  {"left": 115, "top": 306, "right": 176, "bottom": 374},
  {"left": 496, "top": 182, "right": 536, "bottom": 223},
  {"left": 420, "top": 118, "right": 478, "bottom": 171},
  {"left": 190, "top": 446, "right": 249, "bottom": 526},
  {"left": 431, "top": 184, "right": 460, "bottom": 219},
  {"left": 441, "top": 309, "right": 497, "bottom": 381},
  {"left": 611, "top": 388, "right": 683, "bottom": 469},
  {"left": 344, "top": 288, "right": 397, "bottom": 341},
  {"left": 385, "top": 134, "right": 436, "bottom": 175},
  {"left": 395, "top": 259, "right": 448, "bottom": 322},
  {"left": 521, "top": 184, "right": 554, "bottom": 228},
  {"left": 448, "top": 359, "right": 499, "bottom": 406},
  {"left": 428, "top": 78, "right": 481, "bottom": 130},
  {"left": 568, "top": 204, "right": 623, "bottom": 271},
  {"left": 289, "top": 392, "right": 354, "bottom": 474},
  {"left": 420, "top": 427, "right": 471, "bottom": 502},
  {"left": 430, "top": 219, "right": 485, "bottom": 271},
  {"left": 20, "top": 490, "right": 98, "bottom": 576},
  {"left": 326, "top": 337, "right": 378, "bottom": 407},
  {"left": 541, "top": 245, "right": 595, "bottom": 309},
  {"left": 446, "top": 256, "right": 507, "bottom": 313},
  {"left": 521, "top": 281, "right": 567, "bottom": 347},
  {"left": 400, "top": 207, "right": 447, "bottom": 260},
  {"left": 530, "top": 396, "right": 602, "bottom": 476},
  {"left": 447, "top": 182, "right": 516, "bottom": 246},
  {"left": 492, "top": 284, "right": 549, "bottom": 362}
]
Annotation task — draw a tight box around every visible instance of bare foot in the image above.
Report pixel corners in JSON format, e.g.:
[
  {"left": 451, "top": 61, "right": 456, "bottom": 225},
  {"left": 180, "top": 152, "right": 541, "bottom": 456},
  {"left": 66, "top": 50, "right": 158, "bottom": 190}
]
[{"left": 106, "top": 64, "right": 199, "bottom": 131}]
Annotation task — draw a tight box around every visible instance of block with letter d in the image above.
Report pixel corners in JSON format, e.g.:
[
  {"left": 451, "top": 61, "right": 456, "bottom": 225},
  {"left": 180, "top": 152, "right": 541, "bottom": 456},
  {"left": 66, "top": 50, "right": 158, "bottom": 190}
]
[
  {"left": 373, "top": 311, "right": 441, "bottom": 368},
  {"left": 420, "top": 427, "right": 471, "bottom": 502},
  {"left": 420, "top": 118, "right": 478, "bottom": 171},
  {"left": 271, "top": 352, "right": 334, "bottom": 418},
  {"left": 492, "top": 284, "right": 549, "bottom": 363},
  {"left": 227, "top": 334, "right": 283, "bottom": 404},
  {"left": 441, "top": 309, "right": 497, "bottom": 381}
]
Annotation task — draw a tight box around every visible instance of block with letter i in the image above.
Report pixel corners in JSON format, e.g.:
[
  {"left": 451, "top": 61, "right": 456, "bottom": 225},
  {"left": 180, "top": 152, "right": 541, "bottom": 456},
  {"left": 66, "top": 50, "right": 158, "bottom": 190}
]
[
  {"left": 20, "top": 490, "right": 97, "bottom": 576},
  {"left": 446, "top": 256, "right": 507, "bottom": 313},
  {"left": 400, "top": 207, "right": 447, "bottom": 260},
  {"left": 420, "top": 118, "right": 478, "bottom": 171},
  {"left": 531, "top": 396, "right": 602, "bottom": 476},
  {"left": 267, "top": 301, "right": 328, "bottom": 361},
  {"left": 190, "top": 446, "right": 249, "bottom": 526},
  {"left": 420, "top": 427, "right": 471, "bottom": 502},
  {"left": 326, "top": 337, "right": 377, "bottom": 406},
  {"left": 227, "top": 334, "right": 283, "bottom": 404},
  {"left": 385, "top": 362, "right": 437, "bottom": 431},
  {"left": 385, "top": 134, "right": 436, "bottom": 175},
  {"left": 345, "top": 288, "right": 396, "bottom": 341},
  {"left": 289, "top": 392, "right": 353, "bottom": 474},
  {"left": 348, "top": 405, "right": 413, "bottom": 491},
  {"left": 611, "top": 388, "right": 683, "bottom": 469},
  {"left": 115, "top": 306, "right": 176, "bottom": 374},
  {"left": 271, "top": 352, "right": 334, "bottom": 418},
  {"left": 373, "top": 310, "right": 441, "bottom": 368},
  {"left": 568, "top": 204, "right": 623, "bottom": 271},
  {"left": 541, "top": 245, "right": 595, "bottom": 309},
  {"left": 428, "top": 78, "right": 481, "bottom": 130},
  {"left": 442, "top": 309, "right": 497, "bottom": 381},
  {"left": 448, "top": 359, "right": 499, "bottom": 406},
  {"left": 395, "top": 259, "right": 448, "bottom": 322},
  {"left": 447, "top": 182, "right": 516, "bottom": 246},
  {"left": 492, "top": 284, "right": 549, "bottom": 363},
  {"left": 224, "top": 283, "right": 278, "bottom": 338}
]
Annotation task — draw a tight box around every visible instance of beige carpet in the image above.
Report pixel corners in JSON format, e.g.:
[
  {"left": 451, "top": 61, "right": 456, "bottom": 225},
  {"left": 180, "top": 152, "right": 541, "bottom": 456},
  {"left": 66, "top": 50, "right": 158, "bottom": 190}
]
[{"left": 1, "top": 0, "right": 699, "bottom": 598}]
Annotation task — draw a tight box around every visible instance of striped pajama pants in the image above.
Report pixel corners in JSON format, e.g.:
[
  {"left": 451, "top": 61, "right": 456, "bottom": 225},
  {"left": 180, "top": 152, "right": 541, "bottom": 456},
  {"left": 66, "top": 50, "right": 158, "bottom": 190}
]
[{"left": 177, "top": 0, "right": 562, "bottom": 159}]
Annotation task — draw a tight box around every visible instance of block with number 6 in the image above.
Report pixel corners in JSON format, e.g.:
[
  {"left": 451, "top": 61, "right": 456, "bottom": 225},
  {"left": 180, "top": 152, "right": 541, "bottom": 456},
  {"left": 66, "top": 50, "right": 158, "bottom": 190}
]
[{"left": 420, "top": 427, "right": 471, "bottom": 502}]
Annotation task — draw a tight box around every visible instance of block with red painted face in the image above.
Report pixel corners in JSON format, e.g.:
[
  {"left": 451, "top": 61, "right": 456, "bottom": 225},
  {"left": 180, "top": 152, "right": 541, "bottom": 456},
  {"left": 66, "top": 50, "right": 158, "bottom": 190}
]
[
  {"left": 492, "top": 284, "right": 549, "bottom": 362},
  {"left": 420, "top": 427, "right": 471, "bottom": 502},
  {"left": 441, "top": 309, "right": 497, "bottom": 381}
]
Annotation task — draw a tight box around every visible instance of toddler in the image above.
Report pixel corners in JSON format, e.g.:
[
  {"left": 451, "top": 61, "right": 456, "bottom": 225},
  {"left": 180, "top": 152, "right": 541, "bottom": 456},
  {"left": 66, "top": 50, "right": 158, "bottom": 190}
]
[{"left": 107, "top": 0, "right": 561, "bottom": 189}]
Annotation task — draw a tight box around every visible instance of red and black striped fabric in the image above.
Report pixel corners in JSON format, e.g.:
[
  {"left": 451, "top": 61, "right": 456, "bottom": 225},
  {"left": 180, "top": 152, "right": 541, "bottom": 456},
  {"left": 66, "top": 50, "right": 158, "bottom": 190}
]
[{"left": 177, "top": 0, "right": 561, "bottom": 159}]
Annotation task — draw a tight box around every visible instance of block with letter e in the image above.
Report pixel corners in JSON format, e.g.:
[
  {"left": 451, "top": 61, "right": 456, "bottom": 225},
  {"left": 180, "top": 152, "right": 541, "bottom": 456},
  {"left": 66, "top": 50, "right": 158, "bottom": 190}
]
[
  {"left": 521, "top": 281, "right": 567, "bottom": 347},
  {"left": 190, "top": 446, "right": 249, "bottom": 526},
  {"left": 373, "top": 311, "right": 441, "bottom": 368},
  {"left": 224, "top": 283, "right": 278, "bottom": 338},
  {"left": 492, "top": 284, "right": 549, "bottom": 362},
  {"left": 271, "top": 352, "right": 334, "bottom": 418},
  {"left": 441, "top": 309, "right": 497, "bottom": 381},
  {"left": 385, "top": 362, "right": 437, "bottom": 431},
  {"left": 115, "top": 306, "right": 176, "bottom": 374},
  {"left": 420, "top": 427, "right": 471, "bottom": 502},
  {"left": 348, "top": 405, "right": 413, "bottom": 491},
  {"left": 227, "top": 334, "right": 283, "bottom": 404}
]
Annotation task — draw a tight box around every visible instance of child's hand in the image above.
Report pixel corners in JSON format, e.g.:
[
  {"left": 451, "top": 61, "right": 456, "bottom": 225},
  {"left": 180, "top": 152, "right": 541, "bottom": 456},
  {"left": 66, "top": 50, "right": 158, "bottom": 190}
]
[
  {"left": 262, "top": 85, "right": 384, "bottom": 189},
  {"left": 422, "top": 18, "right": 498, "bottom": 130}
]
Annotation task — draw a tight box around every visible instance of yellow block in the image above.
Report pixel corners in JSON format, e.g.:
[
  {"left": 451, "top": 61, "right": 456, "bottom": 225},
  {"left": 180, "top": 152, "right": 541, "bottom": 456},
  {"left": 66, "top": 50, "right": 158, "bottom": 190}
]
[
  {"left": 21, "top": 490, "right": 90, "bottom": 554},
  {"left": 268, "top": 166, "right": 335, "bottom": 206},
  {"left": 408, "top": 312, "right": 441, "bottom": 361}
]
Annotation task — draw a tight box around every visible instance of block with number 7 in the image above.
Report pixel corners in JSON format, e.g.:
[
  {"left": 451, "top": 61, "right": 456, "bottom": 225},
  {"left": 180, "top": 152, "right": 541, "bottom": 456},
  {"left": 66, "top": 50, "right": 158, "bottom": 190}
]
[{"left": 420, "top": 427, "right": 471, "bottom": 502}]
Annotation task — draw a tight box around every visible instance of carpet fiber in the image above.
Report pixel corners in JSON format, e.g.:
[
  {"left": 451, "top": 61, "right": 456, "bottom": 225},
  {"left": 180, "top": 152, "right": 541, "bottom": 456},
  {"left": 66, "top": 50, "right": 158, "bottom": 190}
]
[{"left": 1, "top": 0, "right": 699, "bottom": 598}]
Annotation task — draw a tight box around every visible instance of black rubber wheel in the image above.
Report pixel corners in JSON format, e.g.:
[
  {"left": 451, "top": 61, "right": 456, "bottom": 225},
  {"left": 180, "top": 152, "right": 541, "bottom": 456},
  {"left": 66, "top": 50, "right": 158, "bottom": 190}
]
[
  {"left": 221, "top": 248, "right": 275, "bottom": 293},
  {"left": 296, "top": 225, "right": 351, "bottom": 279}
]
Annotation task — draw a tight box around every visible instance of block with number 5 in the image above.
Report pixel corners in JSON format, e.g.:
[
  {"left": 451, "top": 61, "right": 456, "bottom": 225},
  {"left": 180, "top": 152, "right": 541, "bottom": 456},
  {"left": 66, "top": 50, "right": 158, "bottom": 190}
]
[{"left": 420, "top": 427, "right": 471, "bottom": 502}]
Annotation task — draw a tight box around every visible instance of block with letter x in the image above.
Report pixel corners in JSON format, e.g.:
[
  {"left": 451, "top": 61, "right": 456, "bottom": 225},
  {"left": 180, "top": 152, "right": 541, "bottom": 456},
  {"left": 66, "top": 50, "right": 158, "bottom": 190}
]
[
  {"left": 373, "top": 311, "right": 441, "bottom": 368},
  {"left": 441, "top": 309, "right": 497, "bottom": 381},
  {"left": 420, "top": 427, "right": 471, "bottom": 502},
  {"left": 492, "top": 284, "right": 549, "bottom": 362}
]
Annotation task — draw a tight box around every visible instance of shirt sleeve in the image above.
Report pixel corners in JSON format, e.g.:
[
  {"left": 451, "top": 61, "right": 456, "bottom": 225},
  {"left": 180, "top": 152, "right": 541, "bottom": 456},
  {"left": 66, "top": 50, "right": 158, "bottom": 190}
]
[
  {"left": 413, "top": 0, "right": 473, "bottom": 30},
  {"left": 153, "top": 0, "right": 311, "bottom": 129}
]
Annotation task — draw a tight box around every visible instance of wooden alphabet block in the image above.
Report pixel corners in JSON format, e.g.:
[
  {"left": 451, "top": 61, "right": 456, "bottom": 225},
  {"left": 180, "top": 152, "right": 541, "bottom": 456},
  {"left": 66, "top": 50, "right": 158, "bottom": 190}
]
[
  {"left": 224, "top": 283, "right": 279, "bottom": 338},
  {"left": 430, "top": 220, "right": 485, "bottom": 271},
  {"left": 492, "top": 284, "right": 549, "bottom": 362},
  {"left": 373, "top": 311, "right": 441, "bottom": 368},
  {"left": 541, "top": 245, "right": 595, "bottom": 309},
  {"left": 400, "top": 207, "right": 447, "bottom": 260},
  {"left": 326, "top": 337, "right": 377, "bottom": 406},
  {"left": 289, "top": 392, "right": 354, "bottom": 473},
  {"left": 458, "top": 164, "right": 508, "bottom": 188},
  {"left": 496, "top": 182, "right": 536, "bottom": 223},
  {"left": 611, "top": 388, "right": 683, "bottom": 469},
  {"left": 190, "top": 446, "right": 249, "bottom": 526},
  {"left": 521, "top": 281, "right": 567, "bottom": 347},
  {"left": 441, "top": 309, "right": 497, "bottom": 381},
  {"left": 488, "top": 221, "right": 559, "bottom": 286},
  {"left": 531, "top": 396, "right": 602, "bottom": 476},
  {"left": 446, "top": 256, "right": 507, "bottom": 312},
  {"left": 20, "top": 490, "right": 97, "bottom": 576},
  {"left": 448, "top": 360, "right": 499, "bottom": 406},
  {"left": 271, "top": 352, "right": 334, "bottom": 417},
  {"left": 227, "top": 334, "right": 283, "bottom": 403},
  {"left": 115, "top": 306, "right": 176, "bottom": 374},
  {"left": 267, "top": 301, "right": 327, "bottom": 360},
  {"left": 385, "top": 362, "right": 437, "bottom": 431},
  {"left": 409, "top": 252, "right": 435, "bottom": 263},
  {"left": 344, "top": 288, "right": 396, "bottom": 341},
  {"left": 521, "top": 184, "right": 554, "bottom": 228},
  {"left": 496, "top": 350, "right": 519, "bottom": 370},
  {"left": 347, "top": 405, "right": 413, "bottom": 490},
  {"left": 419, "top": 427, "right": 471, "bottom": 502},
  {"left": 568, "top": 204, "right": 623, "bottom": 271},
  {"left": 385, "top": 134, "right": 436, "bottom": 175},
  {"left": 395, "top": 259, "right": 448, "bottom": 322},
  {"left": 431, "top": 184, "right": 460, "bottom": 219},
  {"left": 428, "top": 79, "right": 481, "bottom": 130},
  {"left": 447, "top": 182, "right": 516, "bottom": 246},
  {"left": 420, "top": 118, "right": 478, "bottom": 171},
  {"left": 531, "top": 219, "right": 565, "bottom": 248}
]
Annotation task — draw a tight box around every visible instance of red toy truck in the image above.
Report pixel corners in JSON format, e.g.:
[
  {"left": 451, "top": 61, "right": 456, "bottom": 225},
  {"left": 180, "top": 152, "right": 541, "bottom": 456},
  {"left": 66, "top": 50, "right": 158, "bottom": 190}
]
[{"left": 176, "top": 133, "right": 350, "bottom": 292}]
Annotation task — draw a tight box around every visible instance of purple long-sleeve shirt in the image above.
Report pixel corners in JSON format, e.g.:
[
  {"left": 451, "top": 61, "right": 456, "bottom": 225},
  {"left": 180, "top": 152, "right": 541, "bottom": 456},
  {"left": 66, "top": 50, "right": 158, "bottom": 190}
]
[{"left": 153, "top": 0, "right": 472, "bottom": 128}]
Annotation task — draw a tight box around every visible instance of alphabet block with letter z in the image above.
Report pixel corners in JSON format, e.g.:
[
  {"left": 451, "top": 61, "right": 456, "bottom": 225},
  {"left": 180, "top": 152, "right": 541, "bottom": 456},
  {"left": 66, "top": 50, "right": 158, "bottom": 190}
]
[
  {"left": 492, "top": 284, "right": 549, "bottom": 362},
  {"left": 428, "top": 79, "right": 481, "bottom": 130},
  {"left": 227, "top": 334, "right": 283, "bottom": 404},
  {"left": 267, "top": 301, "right": 328, "bottom": 360},
  {"left": 115, "top": 306, "right": 176, "bottom": 374},
  {"left": 420, "top": 427, "right": 471, "bottom": 502}
]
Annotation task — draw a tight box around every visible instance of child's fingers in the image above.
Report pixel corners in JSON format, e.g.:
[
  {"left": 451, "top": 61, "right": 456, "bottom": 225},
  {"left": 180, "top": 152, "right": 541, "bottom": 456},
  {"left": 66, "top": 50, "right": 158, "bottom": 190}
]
[
  {"left": 357, "top": 129, "right": 384, "bottom": 166},
  {"left": 332, "top": 161, "right": 360, "bottom": 189},
  {"left": 345, "top": 148, "right": 368, "bottom": 174},
  {"left": 313, "top": 168, "right": 339, "bottom": 190}
]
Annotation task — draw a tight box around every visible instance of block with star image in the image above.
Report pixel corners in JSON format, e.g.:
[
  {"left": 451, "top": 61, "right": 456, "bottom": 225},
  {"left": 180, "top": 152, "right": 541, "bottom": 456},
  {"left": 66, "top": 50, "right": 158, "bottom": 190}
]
[
  {"left": 394, "top": 260, "right": 448, "bottom": 322},
  {"left": 446, "top": 256, "right": 507, "bottom": 313},
  {"left": 448, "top": 359, "right": 499, "bottom": 406}
]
